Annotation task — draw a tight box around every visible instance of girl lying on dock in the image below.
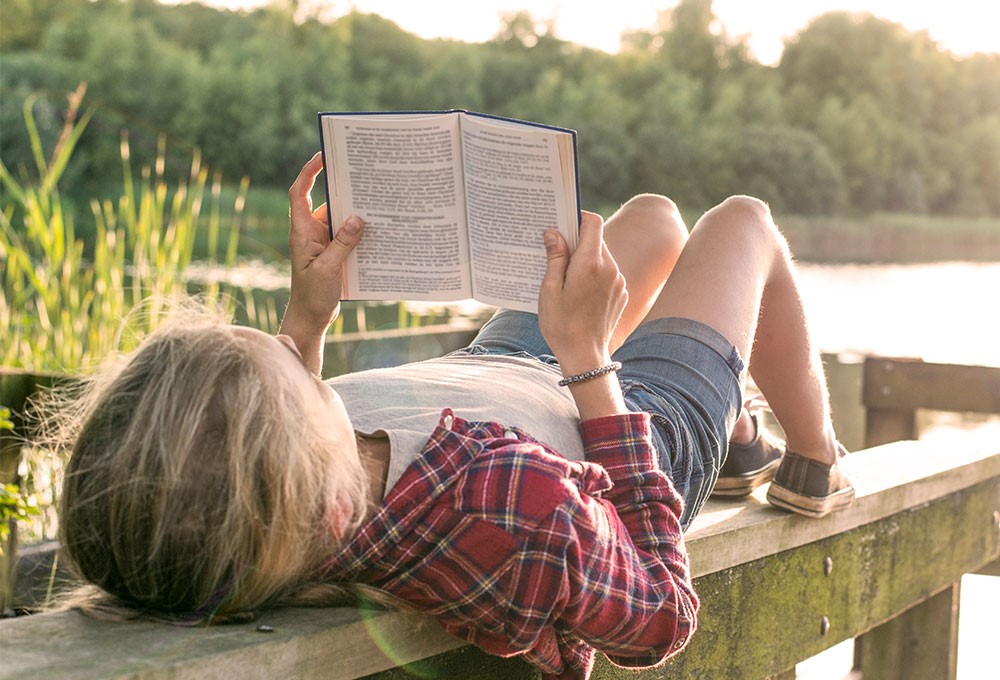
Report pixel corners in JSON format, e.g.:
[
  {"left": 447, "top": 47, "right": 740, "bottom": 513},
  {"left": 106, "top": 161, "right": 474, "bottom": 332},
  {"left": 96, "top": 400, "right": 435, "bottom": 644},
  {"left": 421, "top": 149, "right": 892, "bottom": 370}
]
[{"left": 55, "top": 153, "right": 852, "bottom": 679}]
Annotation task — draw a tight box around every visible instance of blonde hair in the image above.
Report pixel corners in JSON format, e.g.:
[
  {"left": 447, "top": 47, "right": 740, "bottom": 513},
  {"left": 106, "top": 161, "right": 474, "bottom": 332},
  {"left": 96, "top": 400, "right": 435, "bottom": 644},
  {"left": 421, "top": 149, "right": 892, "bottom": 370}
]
[{"left": 54, "top": 305, "right": 371, "bottom": 623}]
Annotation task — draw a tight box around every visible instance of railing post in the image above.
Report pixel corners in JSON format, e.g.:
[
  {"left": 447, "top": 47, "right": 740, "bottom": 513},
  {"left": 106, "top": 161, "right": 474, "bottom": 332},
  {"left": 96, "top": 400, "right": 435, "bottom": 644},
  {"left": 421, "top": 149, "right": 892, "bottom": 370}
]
[
  {"left": 1, "top": 370, "right": 39, "bottom": 615},
  {"left": 862, "top": 357, "right": 919, "bottom": 447},
  {"left": 853, "top": 583, "right": 961, "bottom": 680},
  {"left": 0, "top": 369, "right": 64, "bottom": 614}
]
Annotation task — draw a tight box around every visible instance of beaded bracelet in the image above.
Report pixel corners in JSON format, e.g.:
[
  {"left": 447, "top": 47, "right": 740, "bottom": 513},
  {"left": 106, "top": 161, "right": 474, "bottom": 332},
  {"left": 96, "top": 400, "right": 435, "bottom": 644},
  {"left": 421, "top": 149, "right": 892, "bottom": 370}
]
[{"left": 557, "top": 361, "right": 622, "bottom": 387}]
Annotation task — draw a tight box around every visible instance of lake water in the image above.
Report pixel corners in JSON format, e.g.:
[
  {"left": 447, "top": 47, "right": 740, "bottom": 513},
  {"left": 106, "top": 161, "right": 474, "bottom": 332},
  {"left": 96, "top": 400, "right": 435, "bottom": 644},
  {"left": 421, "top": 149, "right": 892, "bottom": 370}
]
[
  {"left": 797, "top": 261, "right": 1000, "bottom": 367},
  {"left": 200, "top": 260, "right": 1000, "bottom": 367}
]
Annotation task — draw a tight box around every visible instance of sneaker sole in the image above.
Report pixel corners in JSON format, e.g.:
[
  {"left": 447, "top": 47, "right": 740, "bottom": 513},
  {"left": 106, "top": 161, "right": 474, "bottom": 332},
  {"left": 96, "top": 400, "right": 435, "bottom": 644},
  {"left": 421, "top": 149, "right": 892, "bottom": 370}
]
[
  {"left": 765, "top": 484, "right": 856, "bottom": 518},
  {"left": 711, "top": 459, "right": 782, "bottom": 497}
]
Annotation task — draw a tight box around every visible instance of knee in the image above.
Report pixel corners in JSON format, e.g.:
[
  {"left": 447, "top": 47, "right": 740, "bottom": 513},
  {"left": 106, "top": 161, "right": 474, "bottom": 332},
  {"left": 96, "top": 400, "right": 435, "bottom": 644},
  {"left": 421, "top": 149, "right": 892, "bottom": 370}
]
[
  {"left": 621, "top": 193, "right": 682, "bottom": 224},
  {"left": 618, "top": 193, "right": 688, "bottom": 254},
  {"left": 703, "top": 195, "right": 788, "bottom": 255},
  {"left": 716, "top": 195, "right": 772, "bottom": 226}
]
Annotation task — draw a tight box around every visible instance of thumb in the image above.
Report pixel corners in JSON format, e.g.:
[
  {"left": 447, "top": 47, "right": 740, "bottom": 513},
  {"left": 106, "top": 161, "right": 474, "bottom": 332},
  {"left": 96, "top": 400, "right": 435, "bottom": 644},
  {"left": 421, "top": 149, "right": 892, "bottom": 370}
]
[
  {"left": 541, "top": 229, "right": 569, "bottom": 290},
  {"left": 325, "top": 215, "right": 364, "bottom": 264}
]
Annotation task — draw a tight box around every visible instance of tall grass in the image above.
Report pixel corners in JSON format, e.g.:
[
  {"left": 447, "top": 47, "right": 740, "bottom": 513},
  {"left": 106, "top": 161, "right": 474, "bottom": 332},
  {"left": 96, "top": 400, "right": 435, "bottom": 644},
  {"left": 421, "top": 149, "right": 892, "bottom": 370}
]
[
  {"left": 0, "top": 86, "right": 260, "bottom": 578},
  {"left": 0, "top": 85, "right": 248, "bottom": 372}
]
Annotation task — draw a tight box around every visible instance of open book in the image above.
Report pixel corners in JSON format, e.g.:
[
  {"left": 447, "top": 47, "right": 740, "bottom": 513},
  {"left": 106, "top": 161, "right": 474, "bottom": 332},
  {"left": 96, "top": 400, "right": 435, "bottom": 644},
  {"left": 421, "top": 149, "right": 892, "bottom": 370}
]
[{"left": 318, "top": 110, "right": 580, "bottom": 313}]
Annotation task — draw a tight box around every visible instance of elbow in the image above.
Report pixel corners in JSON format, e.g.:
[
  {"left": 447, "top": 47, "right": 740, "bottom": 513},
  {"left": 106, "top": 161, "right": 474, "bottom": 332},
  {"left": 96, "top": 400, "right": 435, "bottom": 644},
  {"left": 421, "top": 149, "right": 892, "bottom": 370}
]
[
  {"left": 651, "top": 607, "right": 699, "bottom": 666},
  {"left": 605, "top": 592, "right": 699, "bottom": 668},
  {"left": 647, "top": 578, "right": 699, "bottom": 663},
  {"left": 660, "top": 608, "right": 697, "bottom": 662},
  {"left": 665, "top": 584, "right": 699, "bottom": 659}
]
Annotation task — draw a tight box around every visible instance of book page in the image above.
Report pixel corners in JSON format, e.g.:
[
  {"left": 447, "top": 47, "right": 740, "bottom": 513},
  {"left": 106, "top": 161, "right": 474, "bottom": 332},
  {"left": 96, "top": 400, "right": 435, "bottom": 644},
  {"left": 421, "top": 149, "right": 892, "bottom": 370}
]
[
  {"left": 460, "top": 114, "right": 578, "bottom": 313},
  {"left": 321, "top": 113, "right": 472, "bottom": 302}
]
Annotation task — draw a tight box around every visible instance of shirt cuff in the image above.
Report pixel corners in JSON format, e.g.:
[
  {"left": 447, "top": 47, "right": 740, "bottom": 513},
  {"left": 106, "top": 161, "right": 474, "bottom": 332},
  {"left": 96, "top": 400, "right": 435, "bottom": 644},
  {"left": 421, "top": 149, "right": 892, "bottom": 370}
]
[{"left": 578, "top": 412, "right": 658, "bottom": 475}]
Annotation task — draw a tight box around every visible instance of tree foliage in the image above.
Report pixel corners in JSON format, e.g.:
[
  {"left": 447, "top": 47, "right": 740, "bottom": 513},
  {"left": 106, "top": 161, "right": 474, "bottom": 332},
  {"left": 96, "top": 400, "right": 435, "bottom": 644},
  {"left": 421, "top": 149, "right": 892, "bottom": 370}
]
[{"left": 1, "top": 0, "right": 998, "bottom": 217}]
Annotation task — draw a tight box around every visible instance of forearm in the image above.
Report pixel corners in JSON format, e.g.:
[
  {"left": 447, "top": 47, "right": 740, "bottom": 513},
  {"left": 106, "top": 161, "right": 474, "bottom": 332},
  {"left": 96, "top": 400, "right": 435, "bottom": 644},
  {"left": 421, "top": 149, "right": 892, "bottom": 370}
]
[
  {"left": 573, "top": 414, "right": 697, "bottom": 664},
  {"left": 278, "top": 298, "right": 336, "bottom": 376},
  {"left": 566, "top": 372, "right": 628, "bottom": 420},
  {"left": 539, "top": 213, "right": 629, "bottom": 421},
  {"left": 557, "top": 347, "right": 628, "bottom": 420}
]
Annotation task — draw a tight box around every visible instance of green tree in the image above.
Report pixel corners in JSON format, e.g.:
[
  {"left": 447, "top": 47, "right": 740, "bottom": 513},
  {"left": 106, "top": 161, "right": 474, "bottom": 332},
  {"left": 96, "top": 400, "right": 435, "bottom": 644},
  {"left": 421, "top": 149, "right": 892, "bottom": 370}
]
[
  {"left": 704, "top": 69, "right": 785, "bottom": 128},
  {"left": 629, "top": 73, "right": 718, "bottom": 212},
  {"left": 812, "top": 94, "right": 893, "bottom": 213},
  {"left": 777, "top": 11, "right": 1000, "bottom": 215},
  {"left": 1, "top": 0, "right": 997, "bottom": 217},
  {"left": 713, "top": 125, "right": 846, "bottom": 215},
  {"left": 661, "top": 0, "right": 722, "bottom": 85},
  {"left": 951, "top": 115, "right": 1000, "bottom": 216},
  {"left": 0, "top": 0, "right": 89, "bottom": 51},
  {"left": 410, "top": 42, "right": 483, "bottom": 112},
  {"left": 476, "top": 11, "right": 580, "bottom": 116},
  {"left": 339, "top": 12, "right": 433, "bottom": 110},
  {"left": 508, "top": 69, "right": 639, "bottom": 210}
]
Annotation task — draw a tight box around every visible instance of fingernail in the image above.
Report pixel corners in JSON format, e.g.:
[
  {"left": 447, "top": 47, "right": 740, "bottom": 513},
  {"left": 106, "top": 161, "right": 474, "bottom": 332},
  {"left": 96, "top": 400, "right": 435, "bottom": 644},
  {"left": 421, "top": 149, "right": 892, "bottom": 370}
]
[
  {"left": 343, "top": 216, "right": 361, "bottom": 234},
  {"left": 543, "top": 231, "right": 557, "bottom": 248}
]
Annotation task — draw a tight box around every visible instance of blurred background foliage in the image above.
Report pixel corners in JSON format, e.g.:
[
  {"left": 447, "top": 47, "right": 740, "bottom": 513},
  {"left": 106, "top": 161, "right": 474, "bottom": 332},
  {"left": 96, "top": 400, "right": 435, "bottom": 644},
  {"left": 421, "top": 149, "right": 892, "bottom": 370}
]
[{"left": 2, "top": 0, "right": 998, "bottom": 220}]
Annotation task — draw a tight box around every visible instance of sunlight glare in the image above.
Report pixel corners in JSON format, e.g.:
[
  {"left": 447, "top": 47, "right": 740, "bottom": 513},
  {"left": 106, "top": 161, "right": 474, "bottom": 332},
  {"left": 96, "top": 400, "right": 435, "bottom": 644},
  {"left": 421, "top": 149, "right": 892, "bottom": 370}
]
[{"left": 176, "top": 0, "right": 998, "bottom": 63}]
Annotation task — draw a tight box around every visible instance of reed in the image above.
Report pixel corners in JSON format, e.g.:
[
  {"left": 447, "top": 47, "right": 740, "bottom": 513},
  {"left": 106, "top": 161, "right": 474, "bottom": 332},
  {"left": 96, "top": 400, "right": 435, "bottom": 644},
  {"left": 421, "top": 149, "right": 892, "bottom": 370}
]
[
  {"left": 1, "top": 84, "right": 248, "bottom": 373},
  {"left": 0, "top": 87, "right": 470, "bottom": 553}
]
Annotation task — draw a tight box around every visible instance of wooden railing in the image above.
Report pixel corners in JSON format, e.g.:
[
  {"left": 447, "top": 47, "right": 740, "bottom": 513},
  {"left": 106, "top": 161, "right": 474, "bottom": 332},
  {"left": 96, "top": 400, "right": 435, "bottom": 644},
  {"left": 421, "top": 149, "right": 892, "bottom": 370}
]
[
  {"left": 1, "top": 349, "right": 998, "bottom": 680},
  {"left": 853, "top": 357, "right": 1000, "bottom": 679}
]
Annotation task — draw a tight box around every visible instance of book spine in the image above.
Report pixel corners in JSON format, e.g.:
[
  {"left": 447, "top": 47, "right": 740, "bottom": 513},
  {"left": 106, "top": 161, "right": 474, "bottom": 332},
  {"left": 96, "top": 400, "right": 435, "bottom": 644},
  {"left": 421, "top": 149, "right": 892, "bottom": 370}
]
[{"left": 316, "top": 112, "right": 336, "bottom": 240}]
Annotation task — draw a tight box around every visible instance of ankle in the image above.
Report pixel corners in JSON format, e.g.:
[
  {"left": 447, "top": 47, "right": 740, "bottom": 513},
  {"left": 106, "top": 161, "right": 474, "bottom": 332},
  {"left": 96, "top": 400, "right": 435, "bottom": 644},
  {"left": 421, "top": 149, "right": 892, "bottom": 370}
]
[
  {"left": 786, "top": 431, "right": 839, "bottom": 466},
  {"left": 730, "top": 407, "right": 757, "bottom": 445}
]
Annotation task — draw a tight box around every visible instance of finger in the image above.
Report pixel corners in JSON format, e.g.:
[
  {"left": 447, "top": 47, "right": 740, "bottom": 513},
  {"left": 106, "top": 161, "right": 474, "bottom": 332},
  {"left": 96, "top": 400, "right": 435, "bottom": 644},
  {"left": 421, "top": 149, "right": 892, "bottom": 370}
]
[
  {"left": 312, "top": 204, "right": 330, "bottom": 225},
  {"left": 289, "top": 153, "right": 324, "bottom": 223},
  {"left": 576, "top": 210, "right": 605, "bottom": 255},
  {"left": 541, "top": 229, "right": 570, "bottom": 291},
  {"left": 614, "top": 280, "right": 629, "bottom": 322}
]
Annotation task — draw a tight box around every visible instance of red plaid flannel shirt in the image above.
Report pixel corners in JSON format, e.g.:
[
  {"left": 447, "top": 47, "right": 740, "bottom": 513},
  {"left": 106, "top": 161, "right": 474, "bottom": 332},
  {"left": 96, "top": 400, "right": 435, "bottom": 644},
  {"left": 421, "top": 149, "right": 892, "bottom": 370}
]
[{"left": 322, "top": 409, "right": 697, "bottom": 679}]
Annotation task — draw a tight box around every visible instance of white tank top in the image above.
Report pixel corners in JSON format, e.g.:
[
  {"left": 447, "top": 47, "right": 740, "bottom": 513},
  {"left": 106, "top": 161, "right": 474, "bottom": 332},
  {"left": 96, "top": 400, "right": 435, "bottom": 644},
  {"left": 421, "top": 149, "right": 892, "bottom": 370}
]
[{"left": 327, "top": 354, "right": 585, "bottom": 497}]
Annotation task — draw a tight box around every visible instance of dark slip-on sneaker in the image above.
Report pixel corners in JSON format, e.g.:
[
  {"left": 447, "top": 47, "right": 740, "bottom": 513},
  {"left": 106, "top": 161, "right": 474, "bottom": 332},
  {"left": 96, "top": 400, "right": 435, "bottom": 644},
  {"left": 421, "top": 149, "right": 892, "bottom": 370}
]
[
  {"left": 766, "top": 444, "right": 855, "bottom": 518},
  {"left": 712, "top": 413, "right": 785, "bottom": 498}
]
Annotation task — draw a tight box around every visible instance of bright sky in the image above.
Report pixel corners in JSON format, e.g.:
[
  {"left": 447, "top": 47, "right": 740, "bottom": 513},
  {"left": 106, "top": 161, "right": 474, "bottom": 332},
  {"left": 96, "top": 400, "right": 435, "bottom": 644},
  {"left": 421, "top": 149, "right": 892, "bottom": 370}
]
[{"left": 183, "top": 0, "right": 998, "bottom": 64}]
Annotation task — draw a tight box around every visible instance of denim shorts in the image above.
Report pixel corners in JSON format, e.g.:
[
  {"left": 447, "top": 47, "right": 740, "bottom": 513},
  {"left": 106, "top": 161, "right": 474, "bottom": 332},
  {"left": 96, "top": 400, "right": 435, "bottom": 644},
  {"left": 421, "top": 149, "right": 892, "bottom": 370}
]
[{"left": 453, "top": 310, "right": 745, "bottom": 528}]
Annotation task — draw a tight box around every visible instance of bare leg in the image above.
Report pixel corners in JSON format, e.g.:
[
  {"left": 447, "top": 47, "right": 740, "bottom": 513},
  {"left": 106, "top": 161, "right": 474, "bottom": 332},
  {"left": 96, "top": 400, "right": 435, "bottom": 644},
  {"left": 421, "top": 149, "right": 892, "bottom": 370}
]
[
  {"left": 602, "top": 194, "right": 760, "bottom": 442},
  {"left": 642, "top": 196, "right": 838, "bottom": 464},
  {"left": 601, "top": 194, "right": 688, "bottom": 351}
]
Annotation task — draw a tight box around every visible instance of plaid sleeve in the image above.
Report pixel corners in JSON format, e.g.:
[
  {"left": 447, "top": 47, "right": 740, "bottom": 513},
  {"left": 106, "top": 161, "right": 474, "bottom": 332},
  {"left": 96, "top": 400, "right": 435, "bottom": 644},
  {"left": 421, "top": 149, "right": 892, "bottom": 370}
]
[
  {"left": 561, "top": 412, "right": 699, "bottom": 667},
  {"left": 386, "top": 414, "right": 697, "bottom": 678}
]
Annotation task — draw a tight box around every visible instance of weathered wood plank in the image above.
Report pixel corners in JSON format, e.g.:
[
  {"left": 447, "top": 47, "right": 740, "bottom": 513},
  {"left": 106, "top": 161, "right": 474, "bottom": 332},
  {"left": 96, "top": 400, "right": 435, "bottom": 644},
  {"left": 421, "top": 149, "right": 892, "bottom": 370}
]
[
  {"left": 766, "top": 670, "right": 797, "bottom": 680},
  {"left": 618, "top": 480, "right": 999, "bottom": 679},
  {"left": 685, "top": 441, "right": 1000, "bottom": 578},
  {"left": 864, "top": 406, "right": 918, "bottom": 448},
  {"left": 0, "top": 606, "right": 467, "bottom": 680},
  {"left": 362, "top": 478, "right": 1000, "bottom": 680},
  {"left": 322, "top": 326, "right": 478, "bottom": 375},
  {"left": 0, "top": 369, "right": 49, "bottom": 482},
  {"left": 975, "top": 557, "right": 1000, "bottom": 577},
  {"left": 863, "top": 358, "right": 1000, "bottom": 414},
  {"left": 1, "top": 369, "right": 67, "bottom": 613},
  {"left": 0, "top": 368, "right": 72, "bottom": 480},
  {"left": 2, "top": 355, "right": 998, "bottom": 680}
]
